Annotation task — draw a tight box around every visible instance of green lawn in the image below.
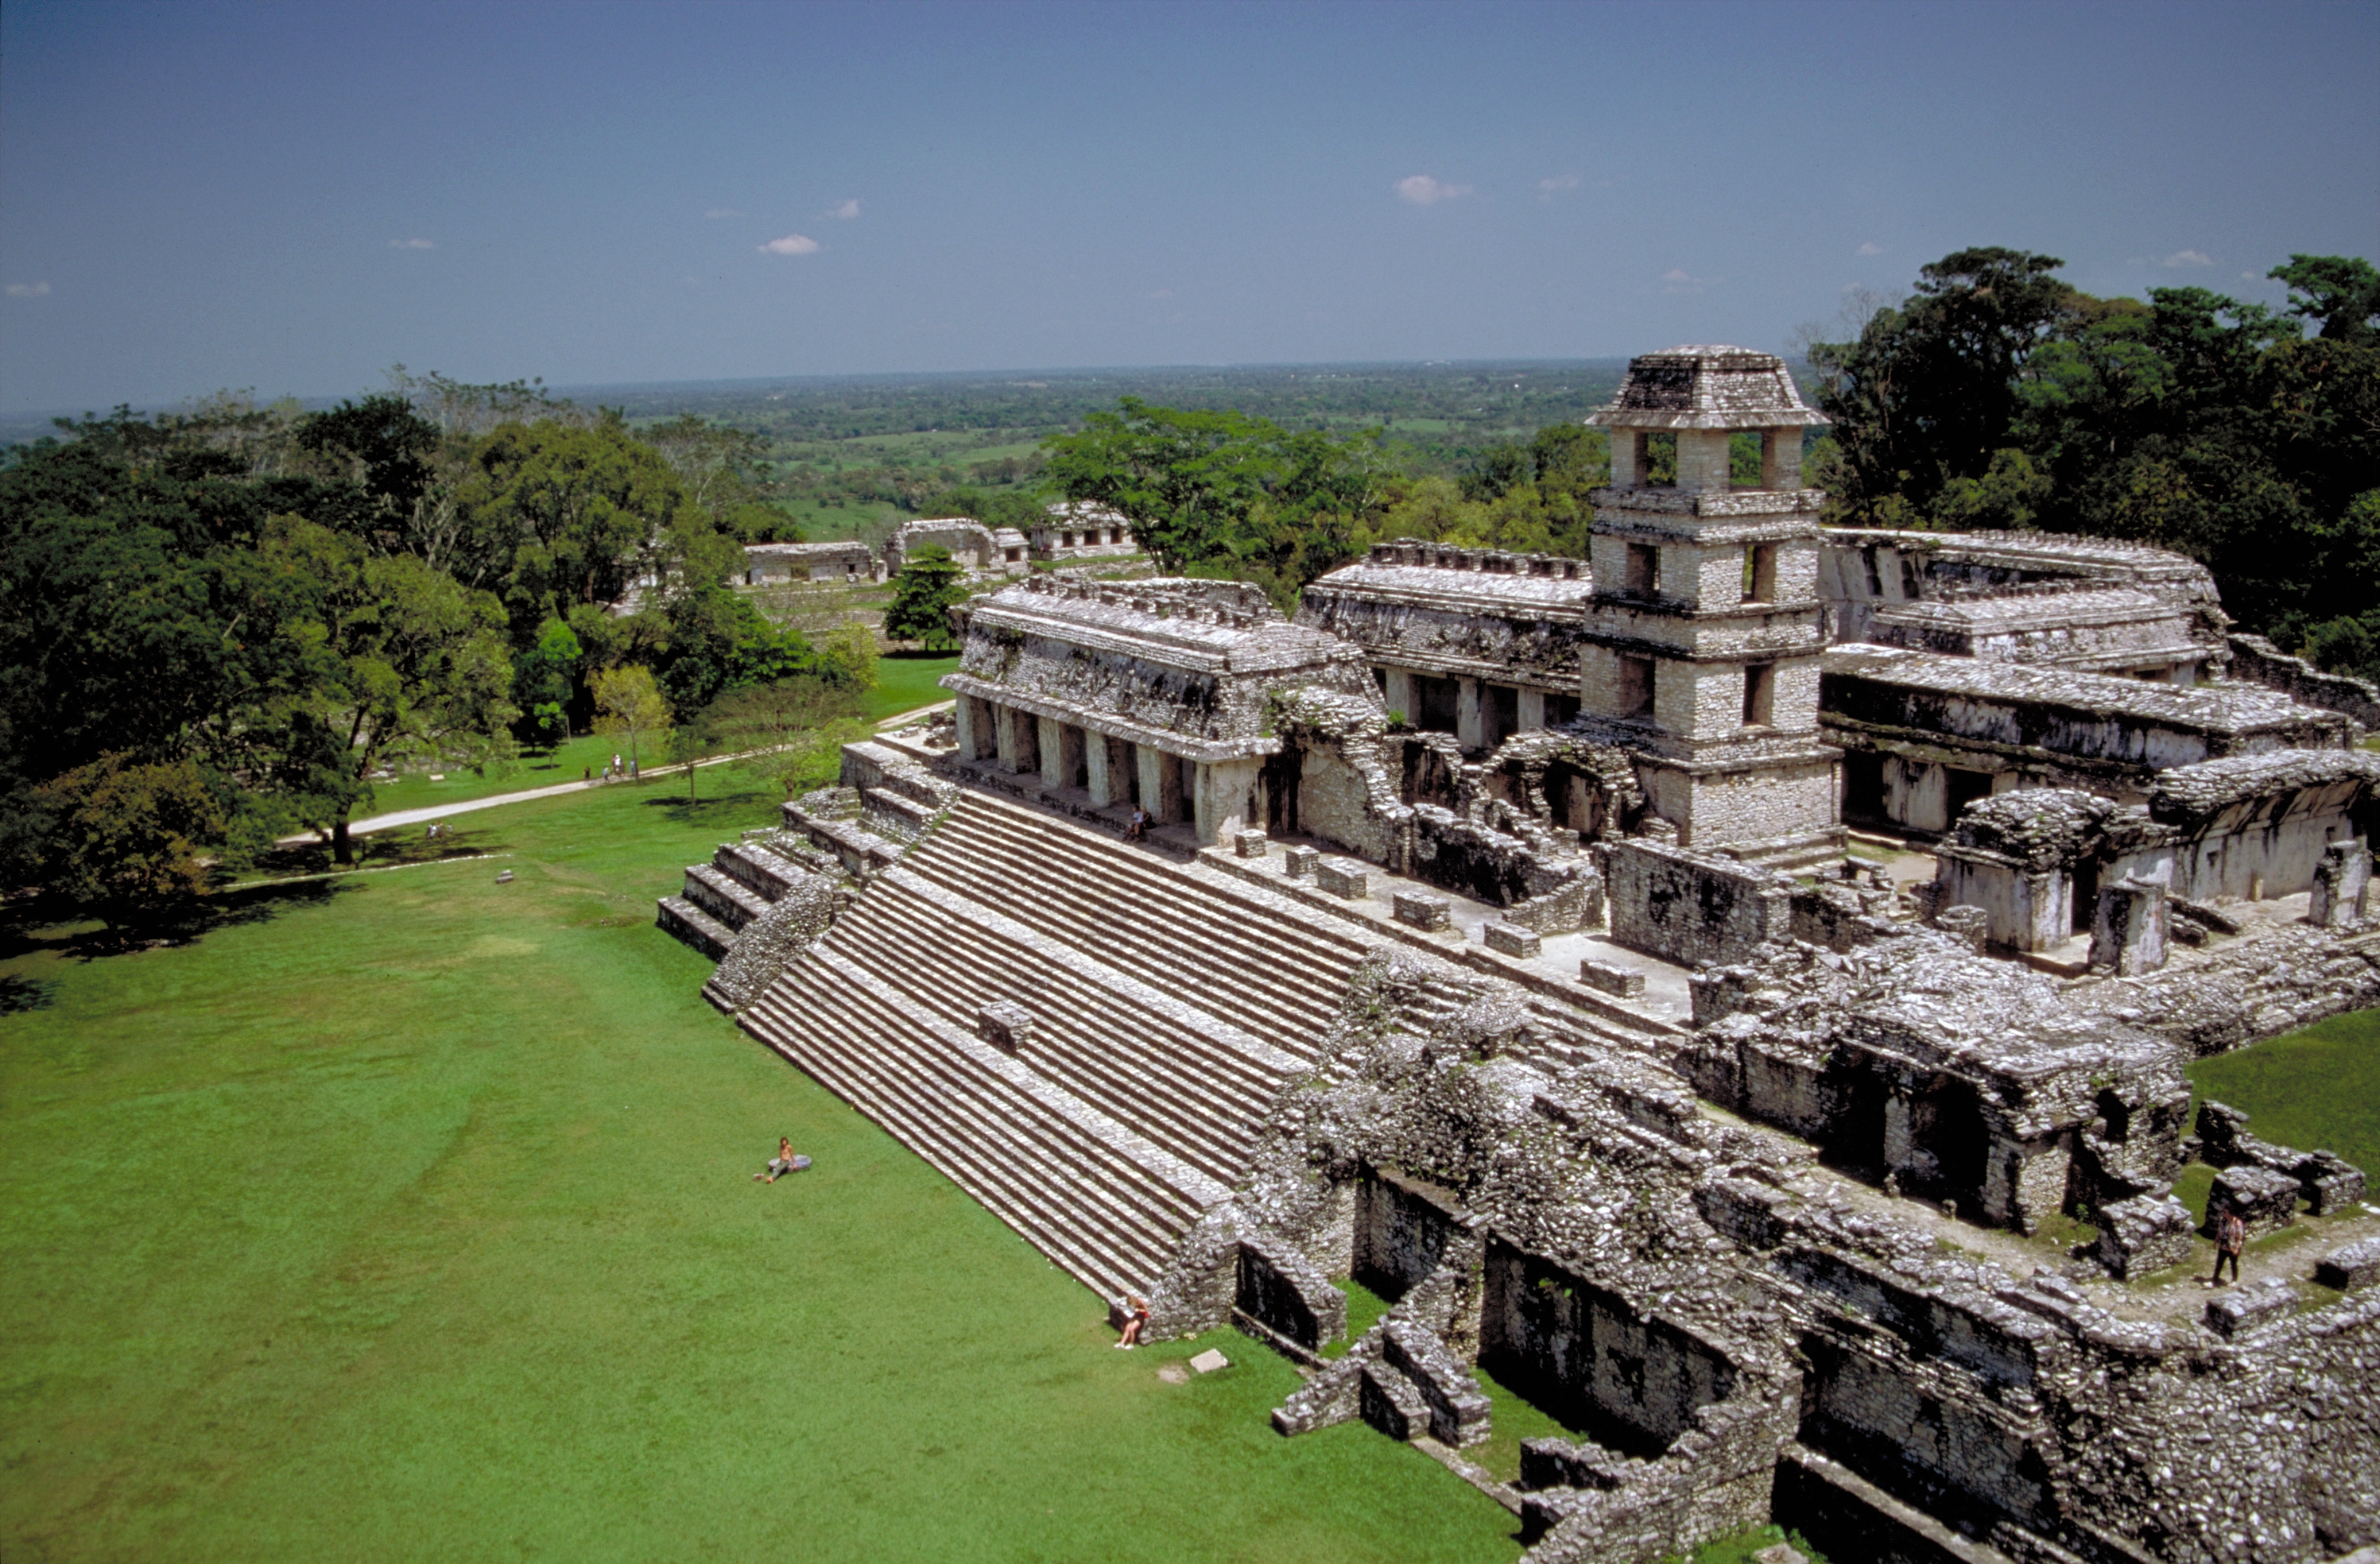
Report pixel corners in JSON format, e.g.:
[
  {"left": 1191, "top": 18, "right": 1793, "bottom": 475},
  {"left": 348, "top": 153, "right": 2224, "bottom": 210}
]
[
  {"left": 362, "top": 732, "right": 619, "bottom": 817},
  {"left": 0, "top": 772, "right": 1521, "bottom": 1562},
  {"left": 867, "top": 653, "right": 960, "bottom": 721},
  {"left": 2187, "top": 1007, "right": 2380, "bottom": 1176}
]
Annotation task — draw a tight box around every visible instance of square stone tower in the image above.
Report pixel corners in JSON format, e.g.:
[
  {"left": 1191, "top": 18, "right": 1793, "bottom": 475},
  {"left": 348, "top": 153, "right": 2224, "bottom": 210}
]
[{"left": 1581, "top": 346, "right": 1844, "bottom": 867}]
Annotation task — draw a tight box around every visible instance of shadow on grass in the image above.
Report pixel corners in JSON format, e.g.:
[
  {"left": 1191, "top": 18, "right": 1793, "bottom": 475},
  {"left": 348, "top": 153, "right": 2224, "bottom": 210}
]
[
  {"left": 0, "top": 877, "right": 352, "bottom": 964},
  {"left": 0, "top": 971, "right": 56, "bottom": 1012}
]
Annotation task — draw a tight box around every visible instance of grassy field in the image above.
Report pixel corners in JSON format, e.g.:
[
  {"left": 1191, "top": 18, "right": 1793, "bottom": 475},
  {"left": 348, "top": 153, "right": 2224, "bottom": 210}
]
[
  {"left": 0, "top": 771, "right": 1522, "bottom": 1562},
  {"left": 2186, "top": 1007, "right": 2380, "bottom": 1178},
  {"left": 869, "top": 652, "right": 960, "bottom": 720}
]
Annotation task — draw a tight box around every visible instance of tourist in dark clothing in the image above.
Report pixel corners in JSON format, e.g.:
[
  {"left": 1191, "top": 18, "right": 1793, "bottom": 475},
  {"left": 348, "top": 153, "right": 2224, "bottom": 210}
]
[
  {"left": 1115, "top": 1295, "right": 1150, "bottom": 1349},
  {"left": 2210, "top": 1206, "right": 2246, "bottom": 1285}
]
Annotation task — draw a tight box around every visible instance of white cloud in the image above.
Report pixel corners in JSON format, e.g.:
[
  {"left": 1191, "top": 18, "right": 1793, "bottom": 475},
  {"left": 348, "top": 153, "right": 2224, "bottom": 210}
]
[
  {"left": 704, "top": 207, "right": 743, "bottom": 219},
  {"left": 6, "top": 281, "right": 51, "bottom": 297},
  {"left": 1395, "top": 174, "right": 1471, "bottom": 207},
  {"left": 1661, "top": 268, "right": 1718, "bottom": 295},
  {"left": 2159, "top": 250, "right": 2214, "bottom": 268},
  {"left": 759, "top": 234, "right": 821, "bottom": 255},
  {"left": 828, "top": 199, "right": 860, "bottom": 220},
  {"left": 1538, "top": 174, "right": 1580, "bottom": 193},
  {"left": 1856, "top": 242, "right": 1883, "bottom": 257},
  {"left": 389, "top": 238, "right": 434, "bottom": 250}
]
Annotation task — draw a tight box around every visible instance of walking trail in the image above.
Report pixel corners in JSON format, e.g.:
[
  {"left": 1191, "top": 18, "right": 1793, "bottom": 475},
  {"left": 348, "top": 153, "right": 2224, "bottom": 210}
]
[{"left": 278, "top": 702, "right": 954, "bottom": 846}]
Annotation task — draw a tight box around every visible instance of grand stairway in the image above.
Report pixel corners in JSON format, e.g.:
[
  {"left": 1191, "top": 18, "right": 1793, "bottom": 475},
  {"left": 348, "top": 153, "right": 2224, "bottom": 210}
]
[{"left": 739, "top": 789, "right": 1374, "bottom": 1302}]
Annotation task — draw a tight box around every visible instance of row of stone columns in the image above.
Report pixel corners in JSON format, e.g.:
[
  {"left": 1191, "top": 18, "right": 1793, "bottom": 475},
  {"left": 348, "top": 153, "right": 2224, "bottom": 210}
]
[
  {"left": 952, "top": 695, "right": 1192, "bottom": 826},
  {"left": 1379, "top": 668, "right": 1553, "bottom": 752}
]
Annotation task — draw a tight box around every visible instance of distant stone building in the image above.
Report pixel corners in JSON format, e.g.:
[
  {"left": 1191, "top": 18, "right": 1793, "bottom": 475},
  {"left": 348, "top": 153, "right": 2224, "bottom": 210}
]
[
  {"left": 742, "top": 540, "right": 881, "bottom": 585},
  {"left": 1031, "top": 501, "right": 1137, "bottom": 563},
  {"left": 882, "top": 517, "right": 1028, "bottom": 579}
]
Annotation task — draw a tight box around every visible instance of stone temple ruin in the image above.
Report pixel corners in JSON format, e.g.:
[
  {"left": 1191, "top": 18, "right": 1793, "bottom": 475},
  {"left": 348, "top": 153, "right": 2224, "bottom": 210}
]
[{"left": 660, "top": 346, "right": 2380, "bottom": 1564}]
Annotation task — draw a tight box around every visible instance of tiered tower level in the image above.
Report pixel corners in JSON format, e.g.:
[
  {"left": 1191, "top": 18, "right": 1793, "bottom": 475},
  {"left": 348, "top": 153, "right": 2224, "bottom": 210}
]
[{"left": 1580, "top": 346, "right": 1843, "bottom": 865}]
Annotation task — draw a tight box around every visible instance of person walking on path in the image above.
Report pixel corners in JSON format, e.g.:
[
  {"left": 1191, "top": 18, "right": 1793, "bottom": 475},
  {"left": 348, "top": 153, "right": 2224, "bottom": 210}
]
[{"left": 2210, "top": 1206, "right": 2246, "bottom": 1286}]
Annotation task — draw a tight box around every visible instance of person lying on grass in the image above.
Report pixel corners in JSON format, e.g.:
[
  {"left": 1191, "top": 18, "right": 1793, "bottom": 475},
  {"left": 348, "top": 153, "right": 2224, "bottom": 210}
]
[{"left": 755, "top": 1137, "right": 811, "bottom": 1183}]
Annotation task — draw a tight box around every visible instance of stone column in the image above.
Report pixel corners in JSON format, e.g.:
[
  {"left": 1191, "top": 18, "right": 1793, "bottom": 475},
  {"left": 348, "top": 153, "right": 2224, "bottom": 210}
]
[
  {"left": 1085, "top": 731, "right": 1118, "bottom": 806},
  {"left": 1382, "top": 668, "right": 1415, "bottom": 726},
  {"left": 1456, "top": 678, "right": 1484, "bottom": 751},
  {"left": 1139, "top": 745, "right": 1183, "bottom": 824},
  {"left": 2312, "top": 839, "right": 2371, "bottom": 928},
  {"left": 1196, "top": 757, "right": 1264, "bottom": 846},
  {"left": 1609, "top": 429, "right": 1644, "bottom": 488},
  {"left": 992, "top": 703, "right": 1021, "bottom": 770},
  {"left": 2091, "top": 878, "right": 2169, "bottom": 974},
  {"left": 1882, "top": 1090, "right": 1915, "bottom": 1179},
  {"left": 1517, "top": 688, "right": 1547, "bottom": 731},
  {"left": 1037, "top": 717, "right": 1065, "bottom": 787},
  {"left": 954, "top": 697, "right": 985, "bottom": 761}
]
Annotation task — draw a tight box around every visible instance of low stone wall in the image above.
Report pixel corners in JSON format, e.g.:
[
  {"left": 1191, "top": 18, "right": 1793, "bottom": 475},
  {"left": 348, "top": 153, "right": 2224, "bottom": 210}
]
[
  {"left": 2227, "top": 633, "right": 2380, "bottom": 730},
  {"left": 1605, "top": 837, "right": 1792, "bottom": 968},
  {"left": 2064, "top": 918, "right": 2380, "bottom": 1056},
  {"left": 1236, "top": 1236, "right": 1347, "bottom": 1354}
]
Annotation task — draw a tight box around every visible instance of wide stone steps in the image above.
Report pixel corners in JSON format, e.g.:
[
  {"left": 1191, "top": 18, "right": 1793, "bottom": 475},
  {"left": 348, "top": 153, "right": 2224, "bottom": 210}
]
[
  {"left": 684, "top": 862, "right": 769, "bottom": 929},
  {"left": 821, "top": 870, "right": 1291, "bottom": 1183},
  {"left": 716, "top": 839, "right": 810, "bottom": 900},
  {"left": 745, "top": 951, "right": 1218, "bottom": 1299},
  {"left": 657, "top": 895, "right": 735, "bottom": 958},
  {"left": 909, "top": 795, "right": 1366, "bottom": 1058}
]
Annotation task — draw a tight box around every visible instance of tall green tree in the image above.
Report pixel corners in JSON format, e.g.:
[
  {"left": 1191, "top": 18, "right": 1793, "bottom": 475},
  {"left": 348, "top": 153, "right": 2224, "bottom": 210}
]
[{"left": 883, "top": 544, "right": 969, "bottom": 648}]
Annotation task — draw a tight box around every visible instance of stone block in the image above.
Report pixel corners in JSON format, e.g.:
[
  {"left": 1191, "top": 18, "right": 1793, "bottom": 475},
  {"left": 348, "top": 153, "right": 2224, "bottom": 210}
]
[
  {"left": 2094, "top": 1191, "right": 2196, "bottom": 1279},
  {"left": 1483, "top": 921, "right": 1541, "bottom": 958},
  {"left": 1281, "top": 845, "right": 1319, "bottom": 880},
  {"left": 1316, "top": 857, "right": 1370, "bottom": 899},
  {"left": 1936, "top": 904, "right": 1989, "bottom": 951},
  {"left": 2207, "top": 1163, "right": 2300, "bottom": 1240},
  {"left": 1579, "top": 958, "right": 1646, "bottom": 997},
  {"left": 1233, "top": 828, "right": 1269, "bottom": 859},
  {"left": 2294, "top": 1150, "right": 2366, "bottom": 1214},
  {"left": 2314, "top": 1235, "right": 2380, "bottom": 1291},
  {"left": 1392, "top": 892, "right": 1452, "bottom": 931},
  {"left": 2090, "top": 877, "right": 2168, "bottom": 975},
  {"left": 977, "top": 1000, "right": 1035, "bottom": 1053},
  {"left": 2310, "top": 838, "right": 2370, "bottom": 928},
  {"left": 2204, "top": 1277, "right": 2294, "bottom": 1337},
  {"left": 1188, "top": 1348, "right": 1230, "bottom": 1374}
]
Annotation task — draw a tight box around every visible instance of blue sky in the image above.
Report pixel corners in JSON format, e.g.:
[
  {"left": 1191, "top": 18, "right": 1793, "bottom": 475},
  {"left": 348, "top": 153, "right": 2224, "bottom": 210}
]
[{"left": 2, "top": 0, "right": 2374, "bottom": 415}]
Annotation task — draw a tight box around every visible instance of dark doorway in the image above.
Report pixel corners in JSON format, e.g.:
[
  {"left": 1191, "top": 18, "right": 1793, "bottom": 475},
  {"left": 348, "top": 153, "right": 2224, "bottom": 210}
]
[
  {"left": 1842, "top": 753, "right": 1886, "bottom": 823},
  {"left": 2072, "top": 858, "right": 2100, "bottom": 935},
  {"left": 1262, "top": 745, "right": 1301, "bottom": 835},
  {"left": 1415, "top": 676, "right": 1460, "bottom": 735},
  {"left": 1487, "top": 684, "right": 1519, "bottom": 749},
  {"left": 1943, "top": 768, "right": 1994, "bottom": 826}
]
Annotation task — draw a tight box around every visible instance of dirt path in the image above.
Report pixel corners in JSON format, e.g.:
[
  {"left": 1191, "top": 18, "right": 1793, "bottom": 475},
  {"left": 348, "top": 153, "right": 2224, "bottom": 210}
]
[{"left": 277, "top": 702, "right": 954, "bottom": 847}]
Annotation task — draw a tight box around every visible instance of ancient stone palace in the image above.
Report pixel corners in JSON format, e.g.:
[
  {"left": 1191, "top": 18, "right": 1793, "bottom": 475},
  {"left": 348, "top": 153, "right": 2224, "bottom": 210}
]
[{"left": 661, "top": 346, "right": 2380, "bottom": 1564}]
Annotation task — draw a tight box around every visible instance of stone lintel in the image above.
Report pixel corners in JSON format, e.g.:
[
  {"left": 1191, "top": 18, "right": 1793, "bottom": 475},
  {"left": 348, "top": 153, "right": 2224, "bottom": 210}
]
[{"left": 940, "top": 672, "right": 1280, "bottom": 765}]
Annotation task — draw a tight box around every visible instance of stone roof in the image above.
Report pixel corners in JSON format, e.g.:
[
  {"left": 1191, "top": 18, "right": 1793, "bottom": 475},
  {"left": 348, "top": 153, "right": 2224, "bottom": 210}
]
[
  {"left": 1872, "top": 586, "right": 2173, "bottom": 634},
  {"left": 2149, "top": 748, "right": 2380, "bottom": 825},
  {"left": 1586, "top": 345, "right": 1832, "bottom": 431},
  {"left": 1303, "top": 542, "right": 1592, "bottom": 616},
  {"left": 745, "top": 540, "right": 871, "bottom": 558},
  {"left": 1822, "top": 528, "right": 2223, "bottom": 595},
  {"left": 960, "top": 576, "right": 1354, "bottom": 677},
  {"left": 1822, "top": 645, "right": 2342, "bottom": 736}
]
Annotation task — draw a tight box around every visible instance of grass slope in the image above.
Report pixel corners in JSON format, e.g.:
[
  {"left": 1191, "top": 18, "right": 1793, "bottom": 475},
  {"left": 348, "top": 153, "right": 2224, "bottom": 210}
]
[
  {"left": 2186, "top": 1007, "right": 2380, "bottom": 1176},
  {"left": 1, "top": 772, "right": 1519, "bottom": 1563}
]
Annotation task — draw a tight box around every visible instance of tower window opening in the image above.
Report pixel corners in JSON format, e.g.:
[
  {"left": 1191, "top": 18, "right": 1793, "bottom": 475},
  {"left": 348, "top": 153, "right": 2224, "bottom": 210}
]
[
  {"left": 1618, "top": 656, "right": 1656, "bottom": 719},
  {"left": 1742, "top": 543, "right": 1778, "bottom": 605},
  {"left": 1742, "top": 663, "right": 1775, "bottom": 728},
  {"left": 1624, "top": 543, "right": 1659, "bottom": 598}
]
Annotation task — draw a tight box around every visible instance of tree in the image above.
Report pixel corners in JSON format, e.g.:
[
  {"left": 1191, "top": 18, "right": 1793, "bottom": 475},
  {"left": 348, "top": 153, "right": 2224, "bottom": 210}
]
[
  {"left": 262, "top": 519, "right": 519, "bottom": 862},
  {"left": 1041, "top": 397, "right": 1384, "bottom": 577},
  {"left": 592, "top": 664, "right": 670, "bottom": 772},
  {"left": 34, "top": 754, "right": 225, "bottom": 931},
  {"left": 2270, "top": 255, "right": 2380, "bottom": 344},
  {"left": 1808, "top": 247, "right": 2076, "bottom": 521},
  {"left": 514, "top": 617, "right": 583, "bottom": 749},
  {"left": 818, "top": 617, "right": 878, "bottom": 691},
  {"left": 642, "top": 414, "right": 790, "bottom": 539},
  {"left": 884, "top": 544, "right": 968, "bottom": 647},
  {"left": 696, "top": 677, "right": 868, "bottom": 800}
]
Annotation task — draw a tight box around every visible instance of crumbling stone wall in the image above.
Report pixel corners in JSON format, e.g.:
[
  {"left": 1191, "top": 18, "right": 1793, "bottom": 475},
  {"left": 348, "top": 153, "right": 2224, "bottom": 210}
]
[
  {"left": 1606, "top": 837, "right": 1792, "bottom": 966},
  {"left": 2227, "top": 632, "right": 2380, "bottom": 730}
]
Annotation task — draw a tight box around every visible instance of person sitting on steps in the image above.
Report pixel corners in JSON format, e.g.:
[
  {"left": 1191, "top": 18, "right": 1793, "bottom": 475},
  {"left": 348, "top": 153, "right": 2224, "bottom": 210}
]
[
  {"left": 755, "top": 1137, "right": 810, "bottom": 1183},
  {"left": 1124, "top": 806, "right": 1148, "bottom": 842},
  {"left": 1114, "top": 1295, "right": 1149, "bottom": 1348}
]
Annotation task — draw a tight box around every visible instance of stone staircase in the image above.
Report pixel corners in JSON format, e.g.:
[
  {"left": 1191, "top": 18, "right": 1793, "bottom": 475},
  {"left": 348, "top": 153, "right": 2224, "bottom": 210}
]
[
  {"left": 740, "top": 789, "right": 1374, "bottom": 1299},
  {"left": 657, "top": 835, "right": 820, "bottom": 958}
]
